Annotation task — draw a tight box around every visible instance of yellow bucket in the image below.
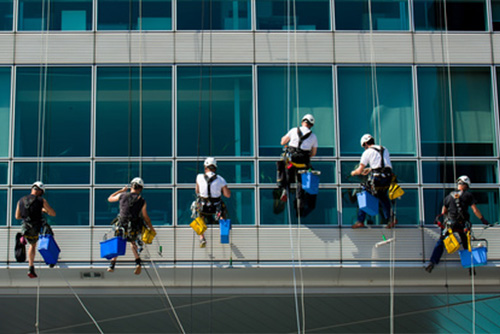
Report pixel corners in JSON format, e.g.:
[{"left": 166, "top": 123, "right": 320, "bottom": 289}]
[
  {"left": 190, "top": 217, "right": 207, "bottom": 235},
  {"left": 444, "top": 229, "right": 460, "bottom": 254},
  {"left": 142, "top": 227, "right": 157, "bottom": 244},
  {"left": 389, "top": 182, "right": 405, "bottom": 200}
]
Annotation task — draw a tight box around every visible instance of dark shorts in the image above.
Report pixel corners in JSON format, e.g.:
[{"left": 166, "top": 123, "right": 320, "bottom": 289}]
[{"left": 21, "top": 221, "right": 42, "bottom": 244}]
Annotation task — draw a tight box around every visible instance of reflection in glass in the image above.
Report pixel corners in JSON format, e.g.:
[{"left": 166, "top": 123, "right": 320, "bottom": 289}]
[
  {"left": 177, "top": 0, "right": 250, "bottom": 30},
  {"left": 0, "top": 189, "right": 6, "bottom": 225},
  {"left": 0, "top": 67, "right": 10, "bottom": 157},
  {"left": 0, "top": 0, "right": 12, "bottom": 30},
  {"left": 423, "top": 162, "right": 497, "bottom": 184},
  {"left": 256, "top": 0, "right": 330, "bottom": 30},
  {"left": 414, "top": 0, "right": 486, "bottom": 31},
  {"left": 0, "top": 163, "right": 6, "bottom": 184},
  {"left": 95, "top": 162, "right": 172, "bottom": 184},
  {"left": 98, "top": 0, "right": 171, "bottom": 30},
  {"left": 13, "top": 162, "right": 90, "bottom": 184},
  {"left": 335, "top": 0, "right": 409, "bottom": 31},
  {"left": 18, "top": 0, "right": 92, "bottom": 31}
]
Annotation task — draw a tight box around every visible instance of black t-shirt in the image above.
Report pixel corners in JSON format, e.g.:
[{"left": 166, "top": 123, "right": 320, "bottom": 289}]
[
  {"left": 443, "top": 190, "right": 477, "bottom": 221},
  {"left": 18, "top": 194, "right": 44, "bottom": 223},
  {"left": 119, "top": 192, "right": 145, "bottom": 222}
]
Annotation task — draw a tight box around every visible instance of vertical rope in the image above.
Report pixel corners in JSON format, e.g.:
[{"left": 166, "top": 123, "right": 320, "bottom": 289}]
[
  {"left": 138, "top": 0, "right": 144, "bottom": 178},
  {"left": 367, "top": 0, "right": 381, "bottom": 145}
]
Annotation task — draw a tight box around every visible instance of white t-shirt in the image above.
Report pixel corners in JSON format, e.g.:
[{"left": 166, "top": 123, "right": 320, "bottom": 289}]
[
  {"left": 286, "top": 126, "right": 318, "bottom": 151},
  {"left": 360, "top": 145, "right": 392, "bottom": 169},
  {"left": 196, "top": 172, "right": 227, "bottom": 198}
]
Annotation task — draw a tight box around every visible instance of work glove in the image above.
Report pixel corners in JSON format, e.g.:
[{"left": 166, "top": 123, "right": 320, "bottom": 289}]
[{"left": 480, "top": 217, "right": 490, "bottom": 226}]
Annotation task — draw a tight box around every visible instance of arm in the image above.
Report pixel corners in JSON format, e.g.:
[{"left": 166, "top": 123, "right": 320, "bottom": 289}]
[
  {"left": 141, "top": 203, "right": 155, "bottom": 232},
  {"left": 441, "top": 205, "right": 448, "bottom": 215},
  {"left": 42, "top": 199, "right": 56, "bottom": 217},
  {"left": 471, "top": 203, "right": 489, "bottom": 225},
  {"left": 281, "top": 134, "right": 290, "bottom": 146},
  {"left": 15, "top": 201, "right": 21, "bottom": 220},
  {"left": 351, "top": 163, "right": 367, "bottom": 176},
  {"left": 222, "top": 185, "right": 231, "bottom": 198},
  {"left": 310, "top": 146, "right": 317, "bottom": 157},
  {"left": 108, "top": 186, "right": 127, "bottom": 202},
  {"left": 195, "top": 182, "right": 200, "bottom": 195}
]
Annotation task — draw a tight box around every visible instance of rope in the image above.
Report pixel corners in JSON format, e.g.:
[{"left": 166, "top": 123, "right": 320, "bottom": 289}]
[
  {"left": 138, "top": 0, "right": 144, "bottom": 178},
  {"left": 367, "top": 0, "right": 381, "bottom": 144},
  {"left": 35, "top": 259, "right": 41, "bottom": 334}
]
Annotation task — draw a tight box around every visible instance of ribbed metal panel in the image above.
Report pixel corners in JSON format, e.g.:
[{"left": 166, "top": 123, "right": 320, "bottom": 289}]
[
  {"left": 492, "top": 34, "right": 500, "bottom": 64},
  {"left": 142, "top": 228, "right": 174, "bottom": 261},
  {"left": 0, "top": 229, "right": 8, "bottom": 262},
  {"left": 334, "top": 33, "right": 413, "bottom": 64},
  {"left": 414, "top": 33, "right": 491, "bottom": 64},
  {"left": 470, "top": 227, "right": 500, "bottom": 260},
  {"left": 0, "top": 35, "right": 14, "bottom": 64},
  {"left": 15, "top": 33, "right": 94, "bottom": 64},
  {"left": 255, "top": 32, "right": 334, "bottom": 63}
]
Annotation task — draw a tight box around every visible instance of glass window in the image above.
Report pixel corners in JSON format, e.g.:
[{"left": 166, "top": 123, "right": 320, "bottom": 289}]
[
  {"left": 14, "top": 67, "right": 91, "bottom": 157},
  {"left": 258, "top": 66, "right": 334, "bottom": 157},
  {"left": 423, "top": 161, "right": 497, "bottom": 184},
  {"left": 178, "top": 188, "right": 255, "bottom": 225},
  {"left": 493, "top": 0, "right": 500, "bottom": 31},
  {"left": 13, "top": 162, "right": 90, "bottom": 184},
  {"left": 18, "top": 0, "right": 92, "bottom": 31},
  {"left": 335, "top": 0, "right": 409, "bottom": 31},
  {"left": 256, "top": 0, "right": 330, "bottom": 30},
  {"left": 424, "top": 188, "right": 499, "bottom": 226},
  {"left": 0, "top": 67, "right": 11, "bottom": 157},
  {"left": 95, "top": 162, "right": 172, "bottom": 184},
  {"left": 177, "top": 0, "right": 250, "bottom": 30},
  {"left": 418, "top": 67, "right": 495, "bottom": 157},
  {"left": 12, "top": 189, "right": 89, "bottom": 226},
  {"left": 96, "top": 67, "right": 172, "bottom": 157},
  {"left": 0, "top": 0, "right": 12, "bottom": 30},
  {"left": 177, "top": 66, "right": 253, "bottom": 157},
  {"left": 0, "top": 163, "right": 6, "bottom": 184},
  {"left": 95, "top": 188, "right": 172, "bottom": 226},
  {"left": 98, "top": 0, "right": 171, "bottom": 30},
  {"left": 338, "top": 66, "right": 415, "bottom": 157},
  {"left": 341, "top": 161, "right": 417, "bottom": 184},
  {"left": 177, "top": 161, "right": 253, "bottom": 184},
  {"left": 259, "top": 161, "right": 335, "bottom": 184},
  {"left": 0, "top": 189, "right": 6, "bottom": 225},
  {"left": 414, "top": 0, "right": 486, "bottom": 31}
]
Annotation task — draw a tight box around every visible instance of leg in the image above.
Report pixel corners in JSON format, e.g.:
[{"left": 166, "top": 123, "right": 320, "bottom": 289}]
[
  {"left": 130, "top": 242, "right": 141, "bottom": 275},
  {"left": 107, "top": 257, "right": 117, "bottom": 272},
  {"left": 426, "top": 238, "right": 445, "bottom": 273},
  {"left": 27, "top": 242, "right": 37, "bottom": 278},
  {"left": 352, "top": 209, "right": 367, "bottom": 229}
]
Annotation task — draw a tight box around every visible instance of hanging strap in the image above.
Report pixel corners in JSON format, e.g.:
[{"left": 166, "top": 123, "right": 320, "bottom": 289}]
[
  {"left": 296, "top": 127, "right": 312, "bottom": 151},
  {"left": 369, "top": 146, "right": 387, "bottom": 170},
  {"left": 204, "top": 174, "right": 218, "bottom": 199}
]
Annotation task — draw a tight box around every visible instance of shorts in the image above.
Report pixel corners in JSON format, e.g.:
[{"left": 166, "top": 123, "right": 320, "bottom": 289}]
[{"left": 21, "top": 222, "right": 42, "bottom": 245}]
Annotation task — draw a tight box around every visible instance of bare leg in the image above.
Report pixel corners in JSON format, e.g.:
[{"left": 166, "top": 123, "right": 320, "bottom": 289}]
[
  {"left": 27, "top": 244, "right": 37, "bottom": 278},
  {"left": 131, "top": 242, "right": 141, "bottom": 275}
]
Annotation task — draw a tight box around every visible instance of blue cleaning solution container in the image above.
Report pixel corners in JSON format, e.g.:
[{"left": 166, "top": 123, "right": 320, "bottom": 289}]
[
  {"left": 302, "top": 172, "right": 320, "bottom": 195},
  {"left": 459, "top": 247, "right": 488, "bottom": 268},
  {"left": 357, "top": 191, "right": 379, "bottom": 216},
  {"left": 100, "top": 236, "right": 126, "bottom": 259},
  {"left": 38, "top": 234, "right": 61, "bottom": 265},
  {"left": 220, "top": 219, "right": 231, "bottom": 244}
]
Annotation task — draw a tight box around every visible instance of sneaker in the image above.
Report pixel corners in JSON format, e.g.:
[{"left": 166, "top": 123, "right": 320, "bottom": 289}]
[
  {"left": 28, "top": 267, "right": 37, "bottom": 279},
  {"left": 200, "top": 238, "right": 206, "bottom": 248},
  {"left": 49, "top": 264, "right": 55, "bottom": 268},
  {"left": 352, "top": 221, "right": 365, "bottom": 229},
  {"left": 425, "top": 263, "right": 434, "bottom": 273},
  {"left": 134, "top": 265, "right": 142, "bottom": 275}
]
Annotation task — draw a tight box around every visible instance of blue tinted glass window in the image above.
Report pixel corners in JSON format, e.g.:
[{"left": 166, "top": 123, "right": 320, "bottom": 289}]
[
  {"left": 0, "top": 0, "right": 12, "bottom": 31},
  {"left": 177, "top": 66, "right": 253, "bottom": 157},
  {"left": 335, "top": 0, "right": 409, "bottom": 31},
  {"left": 98, "top": 0, "right": 171, "bottom": 30},
  {"left": 0, "top": 67, "right": 11, "bottom": 157},
  {"left": 338, "top": 66, "right": 415, "bottom": 156},
  {"left": 177, "top": 0, "right": 250, "bottom": 30},
  {"left": 177, "top": 161, "right": 253, "bottom": 184},
  {"left": 418, "top": 67, "right": 495, "bottom": 157},
  {"left": 260, "top": 188, "right": 337, "bottom": 225},
  {"left": 259, "top": 161, "right": 335, "bottom": 184},
  {"left": 414, "top": 0, "right": 486, "bottom": 31},
  {"left": 258, "top": 66, "right": 334, "bottom": 157},
  {"left": 13, "top": 162, "right": 90, "bottom": 184},
  {"left": 96, "top": 67, "right": 172, "bottom": 157},
  {"left": 0, "top": 163, "right": 6, "bottom": 184},
  {"left": 423, "top": 162, "right": 497, "bottom": 184},
  {"left": 12, "top": 189, "right": 89, "bottom": 226},
  {"left": 0, "top": 189, "right": 6, "bottom": 225},
  {"left": 493, "top": 0, "right": 500, "bottom": 31},
  {"left": 424, "top": 189, "right": 498, "bottom": 226},
  {"left": 18, "top": 0, "right": 92, "bottom": 31},
  {"left": 95, "top": 162, "right": 172, "bottom": 184},
  {"left": 14, "top": 67, "right": 91, "bottom": 157},
  {"left": 256, "top": 0, "right": 330, "bottom": 30},
  {"left": 341, "top": 161, "right": 417, "bottom": 184}
]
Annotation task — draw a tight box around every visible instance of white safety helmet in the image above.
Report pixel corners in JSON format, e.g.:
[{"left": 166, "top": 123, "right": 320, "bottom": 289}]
[
  {"left": 360, "top": 134, "right": 373, "bottom": 147},
  {"left": 31, "top": 181, "right": 45, "bottom": 193},
  {"left": 457, "top": 175, "right": 471, "bottom": 188},
  {"left": 302, "top": 114, "right": 315, "bottom": 126},
  {"left": 204, "top": 157, "right": 217, "bottom": 169},
  {"left": 130, "top": 177, "right": 144, "bottom": 188}
]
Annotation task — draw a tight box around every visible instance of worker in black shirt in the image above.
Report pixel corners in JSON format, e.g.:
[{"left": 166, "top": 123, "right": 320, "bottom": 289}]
[{"left": 425, "top": 176, "right": 490, "bottom": 273}]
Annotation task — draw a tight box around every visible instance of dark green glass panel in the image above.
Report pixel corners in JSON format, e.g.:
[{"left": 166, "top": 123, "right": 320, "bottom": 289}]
[
  {"left": 98, "top": 0, "right": 171, "bottom": 30},
  {"left": 177, "top": 0, "right": 250, "bottom": 30},
  {"left": 12, "top": 189, "right": 89, "bottom": 226},
  {"left": 424, "top": 188, "right": 498, "bottom": 225},
  {"left": 177, "top": 66, "right": 253, "bottom": 157},
  {"left": 18, "top": 0, "right": 92, "bottom": 31},
  {"left": 338, "top": 66, "right": 415, "bottom": 157},
  {"left": 0, "top": 0, "right": 12, "bottom": 30},
  {"left": 96, "top": 67, "right": 172, "bottom": 157},
  {"left": 335, "top": 0, "right": 409, "bottom": 31},
  {"left": 414, "top": 0, "right": 486, "bottom": 31},
  {"left": 14, "top": 67, "right": 91, "bottom": 157},
  {"left": 341, "top": 161, "right": 417, "bottom": 184},
  {"left": 0, "top": 67, "right": 11, "bottom": 157},
  {"left": 423, "top": 161, "right": 497, "bottom": 184},
  {"left": 256, "top": 0, "right": 330, "bottom": 30},
  {"left": 260, "top": 188, "right": 337, "bottom": 225},
  {"left": 259, "top": 161, "right": 335, "bottom": 184},
  {"left": 95, "top": 162, "right": 172, "bottom": 184},
  {"left": 493, "top": 0, "right": 500, "bottom": 30},
  {"left": 178, "top": 188, "right": 254, "bottom": 225},
  {"left": 177, "top": 161, "right": 253, "bottom": 184},
  {"left": 0, "top": 163, "right": 6, "bottom": 184},
  {"left": 13, "top": 162, "right": 89, "bottom": 184},
  {"left": 258, "top": 66, "right": 334, "bottom": 157},
  {"left": 0, "top": 189, "right": 6, "bottom": 225},
  {"left": 418, "top": 67, "right": 495, "bottom": 156}
]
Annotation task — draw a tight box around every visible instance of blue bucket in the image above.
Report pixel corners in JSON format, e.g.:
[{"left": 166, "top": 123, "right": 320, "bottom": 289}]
[
  {"left": 219, "top": 219, "right": 231, "bottom": 244},
  {"left": 302, "top": 172, "right": 320, "bottom": 195},
  {"left": 459, "top": 247, "right": 488, "bottom": 268},
  {"left": 100, "top": 236, "right": 126, "bottom": 260},
  {"left": 38, "top": 235, "right": 61, "bottom": 265},
  {"left": 357, "top": 191, "right": 379, "bottom": 216}
]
